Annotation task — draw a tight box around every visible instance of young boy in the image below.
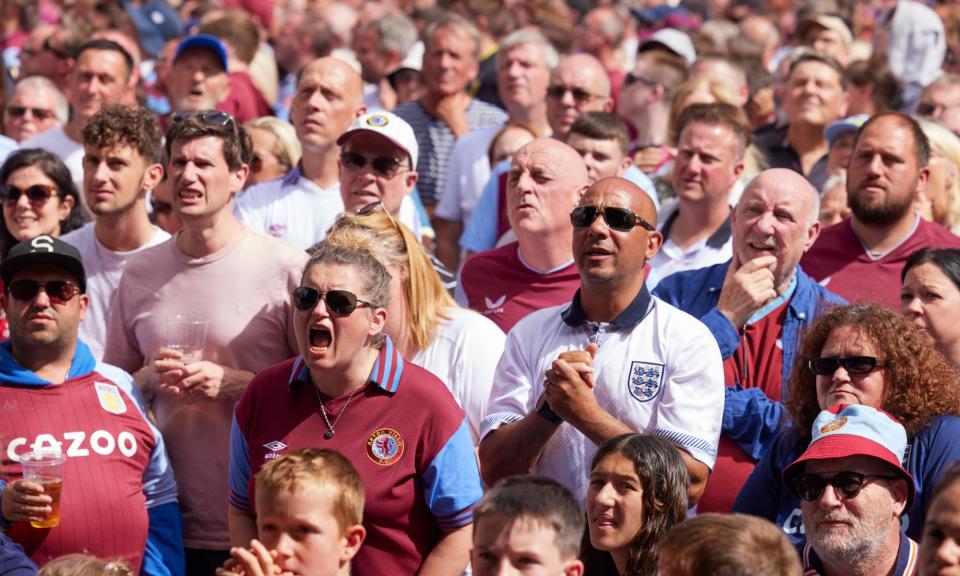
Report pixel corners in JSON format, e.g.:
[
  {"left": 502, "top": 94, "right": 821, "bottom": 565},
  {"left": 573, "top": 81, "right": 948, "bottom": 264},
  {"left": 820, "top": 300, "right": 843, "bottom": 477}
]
[
  {"left": 218, "top": 449, "right": 366, "bottom": 576},
  {"left": 471, "top": 476, "right": 584, "bottom": 576}
]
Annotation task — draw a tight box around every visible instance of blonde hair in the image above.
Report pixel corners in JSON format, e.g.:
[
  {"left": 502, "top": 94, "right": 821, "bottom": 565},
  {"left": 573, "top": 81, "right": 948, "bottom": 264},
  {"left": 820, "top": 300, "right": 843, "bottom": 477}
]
[
  {"left": 919, "top": 119, "right": 960, "bottom": 229},
  {"left": 243, "top": 116, "right": 302, "bottom": 171},
  {"left": 38, "top": 555, "right": 133, "bottom": 576},
  {"left": 255, "top": 448, "right": 364, "bottom": 533},
  {"left": 668, "top": 78, "right": 740, "bottom": 146},
  {"left": 324, "top": 211, "right": 455, "bottom": 353}
]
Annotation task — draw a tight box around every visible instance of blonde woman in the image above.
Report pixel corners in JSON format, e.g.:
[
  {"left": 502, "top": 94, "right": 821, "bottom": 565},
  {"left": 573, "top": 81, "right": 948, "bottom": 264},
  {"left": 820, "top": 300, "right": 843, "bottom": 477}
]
[
  {"left": 323, "top": 210, "right": 505, "bottom": 443},
  {"left": 918, "top": 119, "right": 960, "bottom": 233},
  {"left": 242, "top": 116, "right": 302, "bottom": 187}
]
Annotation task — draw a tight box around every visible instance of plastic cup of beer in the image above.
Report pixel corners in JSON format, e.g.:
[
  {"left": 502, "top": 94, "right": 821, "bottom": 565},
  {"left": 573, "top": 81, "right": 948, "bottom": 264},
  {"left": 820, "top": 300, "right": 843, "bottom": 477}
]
[
  {"left": 20, "top": 450, "right": 66, "bottom": 528},
  {"left": 167, "top": 316, "right": 208, "bottom": 363}
]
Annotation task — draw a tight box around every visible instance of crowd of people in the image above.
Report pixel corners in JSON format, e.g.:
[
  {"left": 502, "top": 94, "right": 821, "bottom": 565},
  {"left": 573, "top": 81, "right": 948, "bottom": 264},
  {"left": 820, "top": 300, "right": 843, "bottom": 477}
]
[{"left": 1, "top": 0, "right": 960, "bottom": 574}]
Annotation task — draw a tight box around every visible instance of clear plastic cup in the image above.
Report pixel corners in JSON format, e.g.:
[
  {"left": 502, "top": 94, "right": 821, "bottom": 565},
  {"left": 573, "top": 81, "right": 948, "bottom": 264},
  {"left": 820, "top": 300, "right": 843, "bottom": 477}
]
[{"left": 20, "top": 450, "right": 66, "bottom": 528}]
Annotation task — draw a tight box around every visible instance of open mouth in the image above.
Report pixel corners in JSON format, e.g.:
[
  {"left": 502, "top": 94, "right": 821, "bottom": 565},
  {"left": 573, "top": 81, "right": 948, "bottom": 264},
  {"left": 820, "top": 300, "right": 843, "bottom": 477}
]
[{"left": 310, "top": 326, "right": 332, "bottom": 349}]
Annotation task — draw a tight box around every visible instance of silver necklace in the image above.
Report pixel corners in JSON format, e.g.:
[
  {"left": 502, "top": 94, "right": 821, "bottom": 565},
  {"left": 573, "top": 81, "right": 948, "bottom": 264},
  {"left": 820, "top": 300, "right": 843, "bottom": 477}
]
[{"left": 313, "top": 380, "right": 365, "bottom": 439}]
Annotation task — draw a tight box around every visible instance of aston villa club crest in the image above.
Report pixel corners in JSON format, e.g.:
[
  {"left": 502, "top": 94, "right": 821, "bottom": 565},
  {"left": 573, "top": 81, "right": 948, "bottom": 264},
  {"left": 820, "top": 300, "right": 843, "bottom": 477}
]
[
  {"left": 366, "top": 114, "right": 389, "bottom": 127},
  {"left": 627, "top": 361, "right": 664, "bottom": 402},
  {"left": 820, "top": 416, "right": 848, "bottom": 434},
  {"left": 366, "top": 428, "right": 404, "bottom": 466},
  {"left": 95, "top": 382, "right": 127, "bottom": 414}
]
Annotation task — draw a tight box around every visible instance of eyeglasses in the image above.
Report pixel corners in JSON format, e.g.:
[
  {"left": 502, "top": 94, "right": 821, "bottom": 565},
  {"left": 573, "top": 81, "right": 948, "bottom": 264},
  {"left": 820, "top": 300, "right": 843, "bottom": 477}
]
[
  {"left": 0, "top": 184, "right": 59, "bottom": 206},
  {"left": 42, "top": 37, "right": 72, "bottom": 60},
  {"left": 808, "top": 356, "right": 884, "bottom": 376},
  {"left": 6, "top": 106, "right": 58, "bottom": 122},
  {"left": 7, "top": 279, "right": 80, "bottom": 304},
  {"left": 292, "top": 287, "right": 373, "bottom": 315},
  {"left": 340, "top": 151, "right": 407, "bottom": 179},
  {"left": 546, "top": 85, "right": 604, "bottom": 102},
  {"left": 570, "top": 206, "right": 656, "bottom": 232},
  {"left": 791, "top": 471, "right": 898, "bottom": 502},
  {"left": 171, "top": 110, "right": 235, "bottom": 127},
  {"left": 623, "top": 73, "right": 658, "bottom": 88},
  {"left": 151, "top": 199, "right": 173, "bottom": 215}
]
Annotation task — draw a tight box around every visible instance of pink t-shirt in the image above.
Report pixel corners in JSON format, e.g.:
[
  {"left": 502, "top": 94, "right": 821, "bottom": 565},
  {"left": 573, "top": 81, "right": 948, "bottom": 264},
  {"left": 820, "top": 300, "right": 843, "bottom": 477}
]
[{"left": 103, "top": 227, "right": 307, "bottom": 549}]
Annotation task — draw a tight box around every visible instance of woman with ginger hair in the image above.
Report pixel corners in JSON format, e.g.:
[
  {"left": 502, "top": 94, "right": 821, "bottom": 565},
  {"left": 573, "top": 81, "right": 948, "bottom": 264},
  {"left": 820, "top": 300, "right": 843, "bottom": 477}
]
[
  {"left": 734, "top": 303, "right": 960, "bottom": 544},
  {"left": 321, "top": 209, "right": 505, "bottom": 444}
]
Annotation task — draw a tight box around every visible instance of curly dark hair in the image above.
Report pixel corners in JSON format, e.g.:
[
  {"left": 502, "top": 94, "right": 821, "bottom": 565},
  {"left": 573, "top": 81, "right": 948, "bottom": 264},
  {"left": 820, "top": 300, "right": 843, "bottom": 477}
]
[
  {"left": 83, "top": 105, "right": 164, "bottom": 165},
  {"left": 0, "top": 149, "right": 83, "bottom": 258},
  {"left": 581, "top": 434, "right": 689, "bottom": 576},
  {"left": 786, "top": 303, "right": 959, "bottom": 441}
]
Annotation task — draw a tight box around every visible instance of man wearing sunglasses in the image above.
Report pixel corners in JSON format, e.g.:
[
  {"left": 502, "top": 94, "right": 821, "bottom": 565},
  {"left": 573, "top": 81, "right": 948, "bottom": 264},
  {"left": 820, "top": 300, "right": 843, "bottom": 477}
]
[
  {"left": 480, "top": 176, "right": 724, "bottom": 507},
  {"left": 782, "top": 404, "right": 916, "bottom": 576},
  {"left": 17, "top": 26, "right": 76, "bottom": 95},
  {"left": 0, "top": 235, "right": 183, "bottom": 574},
  {"left": 3, "top": 76, "right": 67, "bottom": 144},
  {"left": 104, "top": 110, "right": 307, "bottom": 574}
]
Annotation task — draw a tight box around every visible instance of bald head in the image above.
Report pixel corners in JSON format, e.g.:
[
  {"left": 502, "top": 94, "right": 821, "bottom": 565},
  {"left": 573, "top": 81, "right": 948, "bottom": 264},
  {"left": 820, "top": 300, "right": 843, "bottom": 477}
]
[
  {"left": 590, "top": 177, "right": 658, "bottom": 227},
  {"left": 733, "top": 168, "right": 821, "bottom": 290},
  {"left": 293, "top": 57, "right": 365, "bottom": 150},
  {"left": 507, "top": 138, "right": 589, "bottom": 241}
]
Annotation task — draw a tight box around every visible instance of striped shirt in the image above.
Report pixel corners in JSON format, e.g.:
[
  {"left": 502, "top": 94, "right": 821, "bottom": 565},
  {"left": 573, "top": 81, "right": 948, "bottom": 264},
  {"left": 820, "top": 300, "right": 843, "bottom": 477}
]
[
  {"left": 394, "top": 98, "right": 507, "bottom": 205},
  {"left": 800, "top": 532, "right": 918, "bottom": 575}
]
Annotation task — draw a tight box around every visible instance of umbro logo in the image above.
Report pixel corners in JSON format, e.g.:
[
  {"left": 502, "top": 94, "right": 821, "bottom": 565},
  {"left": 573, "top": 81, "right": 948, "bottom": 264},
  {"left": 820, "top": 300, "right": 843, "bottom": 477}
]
[
  {"left": 263, "top": 441, "right": 287, "bottom": 452},
  {"left": 484, "top": 295, "right": 506, "bottom": 311}
]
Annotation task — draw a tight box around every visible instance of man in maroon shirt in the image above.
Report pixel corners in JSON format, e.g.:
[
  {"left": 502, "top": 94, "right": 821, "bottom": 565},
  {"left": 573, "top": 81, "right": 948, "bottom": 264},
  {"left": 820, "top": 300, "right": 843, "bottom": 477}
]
[
  {"left": 457, "top": 139, "right": 588, "bottom": 333},
  {"left": 801, "top": 112, "right": 960, "bottom": 307}
]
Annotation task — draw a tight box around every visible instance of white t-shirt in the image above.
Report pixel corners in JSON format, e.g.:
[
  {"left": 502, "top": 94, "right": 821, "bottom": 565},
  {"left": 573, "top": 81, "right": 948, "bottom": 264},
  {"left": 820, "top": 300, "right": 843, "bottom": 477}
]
[
  {"left": 650, "top": 199, "right": 733, "bottom": 279},
  {"left": 412, "top": 306, "right": 505, "bottom": 444},
  {"left": 21, "top": 126, "right": 83, "bottom": 189},
  {"left": 434, "top": 124, "right": 501, "bottom": 224},
  {"left": 481, "top": 290, "right": 724, "bottom": 500},
  {"left": 61, "top": 222, "right": 171, "bottom": 360},
  {"left": 235, "top": 168, "right": 423, "bottom": 250}
]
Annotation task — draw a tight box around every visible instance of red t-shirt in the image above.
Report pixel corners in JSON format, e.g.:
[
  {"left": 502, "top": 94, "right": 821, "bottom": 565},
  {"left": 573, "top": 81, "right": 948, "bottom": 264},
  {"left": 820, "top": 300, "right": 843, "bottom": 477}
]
[
  {"left": 218, "top": 72, "right": 273, "bottom": 124},
  {"left": 459, "top": 242, "right": 581, "bottom": 333},
  {"left": 801, "top": 218, "right": 960, "bottom": 308},
  {"left": 699, "top": 299, "right": 788, "bottom": 514}
]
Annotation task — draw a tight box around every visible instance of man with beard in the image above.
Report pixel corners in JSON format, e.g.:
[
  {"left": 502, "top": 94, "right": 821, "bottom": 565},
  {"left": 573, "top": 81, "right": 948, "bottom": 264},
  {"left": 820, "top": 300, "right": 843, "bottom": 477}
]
[
  {"left": 801, "top": 113, "right": 960, "bottom": 307},
  {"left": 783, "top": 404, "right": 916, "bottom": 576}
]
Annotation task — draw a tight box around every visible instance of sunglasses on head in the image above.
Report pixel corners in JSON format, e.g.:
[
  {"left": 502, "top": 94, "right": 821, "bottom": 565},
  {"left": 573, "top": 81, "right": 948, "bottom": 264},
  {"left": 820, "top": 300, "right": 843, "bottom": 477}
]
[
  {"left": 7, "top": 279, "right": 80, "bottom": 304},
  {"left": 171, "top": 110, "right": 235, "bottom": 127},
  {"left": 791, "top": 471, "right": 898, "bottom": 502},
  {"left": 293, "top": 287, "right": 372, "bottom": 315},
  {"left": 546, "top": 85, "right": 602, "bottom": 102},
  {"left": 570, "top": 206, "right": 656, "bottom": 232},
  {"left": 808, "top": 356, "right": 883, "bottom": 376},
  {"left": 7, "top": 106, "right": 57, "bottom": 121},
  {"left": 340, "top": 151, "right": 406, "bottom": 178},
  {"left": 1, "top": 184, "right": 58, "bottom": 206}
]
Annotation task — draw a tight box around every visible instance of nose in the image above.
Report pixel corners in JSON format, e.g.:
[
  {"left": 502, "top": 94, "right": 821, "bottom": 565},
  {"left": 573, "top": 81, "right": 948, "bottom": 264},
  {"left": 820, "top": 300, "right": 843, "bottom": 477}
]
[
  {"left": 92, "top": 160, "right": 110, "bottom": 184},
  {"left": 867, "top": 153, "right": 885, "bottom": 176},
  {"left": 754, "top": 211, "right": 777, "bottom": 234},
  {"left": 31, "top": 285, "right": 52, "bottom": 308},
  {"left": 273, "top": 532, "right": 295, "bottom": 556},
  {"left": 935, "top": 536, "right": 960, "bottom": 567},
  {"left": 593, "top": 481, "right": 617, "bottom": 506},
  {"left": 817, "top": 480, "right": 844, "bottom": 509},
  {"left": 903, "top": 295, "right": 924, "bottom": 316}
]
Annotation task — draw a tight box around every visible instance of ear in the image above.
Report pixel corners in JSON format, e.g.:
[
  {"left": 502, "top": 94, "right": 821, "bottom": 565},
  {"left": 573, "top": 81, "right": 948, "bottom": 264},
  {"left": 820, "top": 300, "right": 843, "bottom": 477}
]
[
  {"left": 355, "top": 103, "right": 368, "bottom": 119},
  {"left": 645, "top": 230, "right": 664, "bottom": 260},
  {"left": 733, "top": 160, "right": 745, "bottom": 179},
  {"left": 340, "top": 524, "right": 366, "bottom": 563},
  {"left": 229, "top": 163, "right": 250, "bottom": 197},
  {"left": 602, "top": 96, "right": 614, "bottom": 113},
  {"left": 890, "top": 478, "right": 909, "bottom": 517},
  {"left": 142, "top": 163, "right": 164, "bottom": 196},
  {"left": 368, "top": 306, "right": 387, "bottom": 337},
  {"left": 404, "top": 170, "right": 419, "bottom": 191},
  {"left": 803, "top": 218, "right": 822, "bottom": 252},
  {"left": 78, "top": 293, "right": 89, "bottom": 321},
  {"left": 618, "top": 155, "right": 632, "bottom": 176},
  {"left": 565, "top": 559, "right": 585, "bottom": 576},
  {"left": 57, "top": 193, "right": 75, "bottom": 222},
  {"left": 916, "top": 165, "right": 931, "bottom": 197}
]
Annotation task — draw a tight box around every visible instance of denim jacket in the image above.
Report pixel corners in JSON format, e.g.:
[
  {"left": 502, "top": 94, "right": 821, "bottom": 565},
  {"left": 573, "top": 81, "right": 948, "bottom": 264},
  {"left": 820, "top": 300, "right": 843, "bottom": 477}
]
[{"left": 654, "top": 261, "right": 846, "bottom": 459}]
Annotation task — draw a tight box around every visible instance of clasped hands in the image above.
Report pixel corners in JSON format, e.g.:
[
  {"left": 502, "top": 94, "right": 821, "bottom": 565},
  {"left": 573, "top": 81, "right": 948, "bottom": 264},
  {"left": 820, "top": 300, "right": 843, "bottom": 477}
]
[{"left": 541, "top": 343, "right": 600, "bottom": 425}]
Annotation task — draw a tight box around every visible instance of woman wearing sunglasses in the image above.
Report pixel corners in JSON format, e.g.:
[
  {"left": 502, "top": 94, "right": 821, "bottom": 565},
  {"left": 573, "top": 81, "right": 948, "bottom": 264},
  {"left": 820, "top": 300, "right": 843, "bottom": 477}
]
[
  {"left": 229, "top": 242, "right": 483, "bottom": 575},
  {"left": 0, "top": 148, "right": 82, "bottom": 258},
  {"left": 322, "top": 210, "right": 505, "bottom": 444},
  {"left": 733, "top": 303, "right": 960, "bottom": 544},
  {"left": 580, "top": 434, "right": 689, "bottom": 576}
]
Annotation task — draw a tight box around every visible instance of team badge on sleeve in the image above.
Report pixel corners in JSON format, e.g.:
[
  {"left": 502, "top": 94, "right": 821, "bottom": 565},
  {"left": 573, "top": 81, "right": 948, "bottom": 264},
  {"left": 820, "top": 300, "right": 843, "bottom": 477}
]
[
  {"left": 627, "top": 361, "right": 665, "bottom": 402},
  {"left": 95, "top": 382, "right": 127, "bottom": 415},
  {"left": 366, "top": 428, "right": 404, "bottom": 466}
]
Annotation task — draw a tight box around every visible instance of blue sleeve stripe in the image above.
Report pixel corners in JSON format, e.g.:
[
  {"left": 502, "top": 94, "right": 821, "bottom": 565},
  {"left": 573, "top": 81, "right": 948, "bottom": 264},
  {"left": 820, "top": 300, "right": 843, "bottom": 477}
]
[
  {"left": 228, "top": 411, "right": 253, "bottom": 511},
  {"left": 422, "top": 419, "right": 483, "bottom": 522},
  {"left": 436, "top": 502, "right": 477, "bottom": 529},
  {"left": 655, "top": 427, "right": 718, "bottom": 461}
]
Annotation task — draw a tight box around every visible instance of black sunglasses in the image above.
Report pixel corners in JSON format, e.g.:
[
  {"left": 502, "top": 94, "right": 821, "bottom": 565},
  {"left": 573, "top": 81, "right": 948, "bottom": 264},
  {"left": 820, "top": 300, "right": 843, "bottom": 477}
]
[
  {"left": 1, "top": 184, "right": 59, "bottom": 206},
  {"left": 7, "top": 106, "right": 57, "bottom": 121},
  {"left": 340, "top": 151, "right": 406, "bottom": 178},
  {"left": 546, "top": 85, "right": 602, "bottom": 102},
  {"left": 791, "top": 471, "right": 898, "bottom": 502},
  {"left": 808, "top": 356, "right": 884, "bottom": 376},
  {"left": 293, "top": 287, "right": 373, "bottom": 315},
  {"left": 171, "top": 110, "right": 235, "bottom": 127},
  {"left": 570, "top": 206, "right": 656, "bottom": 232},
  {"left": 8, "top": 279, "right": 80, "bottom": 304}
]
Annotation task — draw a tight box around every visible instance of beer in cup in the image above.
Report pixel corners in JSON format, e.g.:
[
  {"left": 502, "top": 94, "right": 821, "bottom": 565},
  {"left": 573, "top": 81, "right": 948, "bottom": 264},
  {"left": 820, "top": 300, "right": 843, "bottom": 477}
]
[{"left": 20, "top": 450, "right": 66, "bottom": 528}]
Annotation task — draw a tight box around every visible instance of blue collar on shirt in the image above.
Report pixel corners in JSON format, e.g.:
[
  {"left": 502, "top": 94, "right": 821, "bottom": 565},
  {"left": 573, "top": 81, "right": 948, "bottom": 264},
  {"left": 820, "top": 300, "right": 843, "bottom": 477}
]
[
  {"left": 0, "top": 339, "right": 96, "bottom": 387},
  {"left": 282, "top": 163, "right": 304, "bottom": 186},
  {"left": 747, "top": 272, "right": 798, "bottom": 324},
  {"left": 561, "top": 284, "right": 653, "bottom": 330},
  {"left": 661, "top": 208, "right": 732, "bottom": 248},
  {"left": 287, "top": 335, "right": 405, "bottom": 394}
]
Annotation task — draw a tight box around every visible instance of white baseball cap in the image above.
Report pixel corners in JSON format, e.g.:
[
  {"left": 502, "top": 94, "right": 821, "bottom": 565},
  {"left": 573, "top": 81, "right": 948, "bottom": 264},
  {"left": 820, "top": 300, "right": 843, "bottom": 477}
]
[
  {"left": 336, "top": 111, "right": 418, "bottom": 168},
  {"left": 638, "top": 28, "right": 697, "bottom": 67}
]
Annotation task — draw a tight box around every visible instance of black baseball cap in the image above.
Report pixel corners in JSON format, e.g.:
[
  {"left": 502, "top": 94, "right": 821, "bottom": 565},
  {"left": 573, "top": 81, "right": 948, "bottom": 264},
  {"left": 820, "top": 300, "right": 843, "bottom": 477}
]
[{"left": 1, "top": 235, "right": 86, "bottom": 292}]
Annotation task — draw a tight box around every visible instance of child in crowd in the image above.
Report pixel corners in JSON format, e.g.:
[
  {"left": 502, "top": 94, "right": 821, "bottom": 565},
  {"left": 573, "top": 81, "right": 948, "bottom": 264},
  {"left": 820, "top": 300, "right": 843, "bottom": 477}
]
[
  {"left": 36, "top": 554, "right": 132, "bottom": 576},
  {"left": 217, "top": 448, "right": 366, "bottom": 576},
  {"left": 471, "top": 476, "right": 584, "bottom": 576}
]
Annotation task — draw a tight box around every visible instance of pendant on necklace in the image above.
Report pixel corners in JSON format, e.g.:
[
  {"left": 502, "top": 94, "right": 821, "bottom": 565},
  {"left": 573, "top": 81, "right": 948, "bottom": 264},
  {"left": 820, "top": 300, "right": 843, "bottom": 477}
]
[{"left": 324, "top": 430, "right": 334, "bottom": 440}]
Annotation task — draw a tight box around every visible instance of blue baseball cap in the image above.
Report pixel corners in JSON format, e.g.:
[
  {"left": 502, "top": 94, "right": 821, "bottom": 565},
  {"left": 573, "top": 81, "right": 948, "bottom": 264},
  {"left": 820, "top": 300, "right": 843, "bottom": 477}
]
[
  {"left": 174, "top": 33, "right": 228, "bottom": 72},
  {"left": 825, "top": 114, "right": 870, "bottom": 146}
]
